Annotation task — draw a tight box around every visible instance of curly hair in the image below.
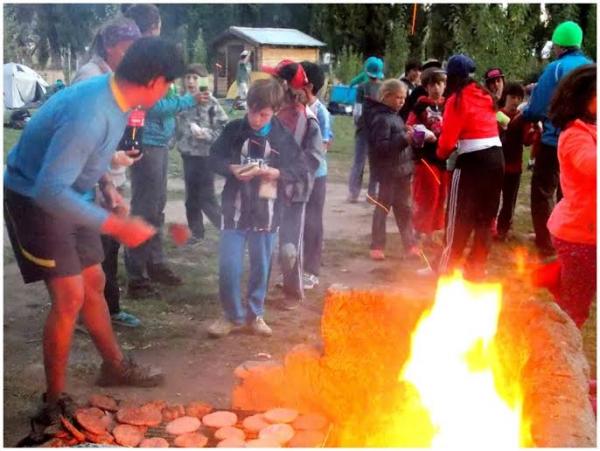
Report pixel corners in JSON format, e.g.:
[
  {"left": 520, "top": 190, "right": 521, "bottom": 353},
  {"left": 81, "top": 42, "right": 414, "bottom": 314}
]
[{"left": 549, "top": 64, "right": 596, "bottom": 129}]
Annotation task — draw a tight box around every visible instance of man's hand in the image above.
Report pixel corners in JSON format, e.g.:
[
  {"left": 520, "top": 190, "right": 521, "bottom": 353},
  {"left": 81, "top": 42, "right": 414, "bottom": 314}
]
[
  {"left": 101, "top": 215, "right": 156, "bottom": 248},
  {"left": 111, "top": 150, "right": 142, "bottom": 169}
]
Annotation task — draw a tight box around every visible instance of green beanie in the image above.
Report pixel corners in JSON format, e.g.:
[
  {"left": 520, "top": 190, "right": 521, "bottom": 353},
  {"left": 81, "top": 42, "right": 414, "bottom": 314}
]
[{"left": 552, "top": 21, "right": 583, "bottom": 47}]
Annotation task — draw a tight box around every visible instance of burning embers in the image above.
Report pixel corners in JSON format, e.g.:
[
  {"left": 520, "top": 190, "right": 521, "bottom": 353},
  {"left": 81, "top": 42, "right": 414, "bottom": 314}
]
[
  {"left": 233, "top": 273, "right": 596, "bottom": 447},
  {"left": 400, "top": 272, "right": 528, "bottom": 447}
]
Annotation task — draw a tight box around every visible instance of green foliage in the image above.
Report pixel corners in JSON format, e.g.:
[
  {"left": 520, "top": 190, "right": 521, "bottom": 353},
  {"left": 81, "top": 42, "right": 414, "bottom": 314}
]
[
  {"left": 192, "top": 29, "right": 207, "bottom": 65},
  {"left": 383, "top": 12, "right": 410, "bottom": 78},
  {"left": 334, "top": 46, "right": 363, "bottom": 84}
]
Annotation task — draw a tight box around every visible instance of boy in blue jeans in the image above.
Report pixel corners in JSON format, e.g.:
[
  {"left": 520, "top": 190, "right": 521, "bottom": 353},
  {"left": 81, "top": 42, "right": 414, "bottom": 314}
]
[{"left": 207, "top": 79, "right": 310, "bottom": 337}]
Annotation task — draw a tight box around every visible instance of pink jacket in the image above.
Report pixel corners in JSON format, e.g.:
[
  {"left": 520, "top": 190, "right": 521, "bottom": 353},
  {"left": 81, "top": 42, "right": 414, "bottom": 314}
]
[{"left": 547, "top": 119, "right": 597, "bottom": 244}]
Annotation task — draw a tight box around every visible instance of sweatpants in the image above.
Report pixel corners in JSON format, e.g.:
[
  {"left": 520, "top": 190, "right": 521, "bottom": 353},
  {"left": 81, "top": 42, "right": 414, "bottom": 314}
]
[
  {"left": 125, "top": 146, "right": 169, "bottom": 280},
  {"left": 219, "top": 229, "right": 276, "bottom": 325},
  {"left": 531, "top": 143, "right": 562, "bottom": 257},
  {"left": 438, "top": 147, "right": 504, "bottom": 277},
  {"left": 181, "top": 154, "right": 221, "bottom": 239},
  {"left": 412, "top": 162, "right": 450, "bottom": 234},
  {"left": 303, "top": 176, "right": 326, "bottom": 277},
  {"left": 550, "top": 236, "right": 596, "bottom": 329},
  {"left": 279, "top": 202, "right": 306, "bottom": 301},
  {"left": 496, "top": 172, "right": 522, "bottom": 237},
  {"left": 371, "top": 174, "right": 416, "bottom": 251}
]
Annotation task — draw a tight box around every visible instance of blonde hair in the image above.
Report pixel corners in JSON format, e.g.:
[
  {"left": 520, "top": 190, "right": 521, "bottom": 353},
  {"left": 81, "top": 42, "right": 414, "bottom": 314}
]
[{"left": 378, "top": 79, "right": 407, "bottom": 102}]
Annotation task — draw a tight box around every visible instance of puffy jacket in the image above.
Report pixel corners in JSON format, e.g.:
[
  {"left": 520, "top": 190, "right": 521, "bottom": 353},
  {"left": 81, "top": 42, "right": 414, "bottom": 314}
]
[
  {"left": 364, "top": 97, "right": 413, "bottom": 180},
  {"left": 547, "top": 119, "right": 596, "bottom": 245},
  {"left": 522, "top": 49, "right": 592, "bottom": 147},
  {"left": 143, "top": 93, "right": 198, "bottom": 147}
]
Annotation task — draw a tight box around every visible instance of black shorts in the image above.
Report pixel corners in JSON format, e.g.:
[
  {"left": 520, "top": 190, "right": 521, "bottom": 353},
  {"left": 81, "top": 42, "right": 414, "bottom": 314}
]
[{"left": 4, "top": 188, "right": 104, "bottom": 283}]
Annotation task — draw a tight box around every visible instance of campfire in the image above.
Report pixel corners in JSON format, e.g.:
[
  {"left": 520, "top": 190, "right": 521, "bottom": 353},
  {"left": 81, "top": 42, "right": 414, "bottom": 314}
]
[{"left": 233, "top": 273, "right": 596, "bottom": 447}]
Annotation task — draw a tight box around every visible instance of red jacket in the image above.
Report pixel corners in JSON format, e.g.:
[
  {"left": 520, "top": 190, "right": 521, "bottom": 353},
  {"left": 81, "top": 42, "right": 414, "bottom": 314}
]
[
  {"left": 547, "top": 119, "right": 596, "bottom": 244},
  {"left": 437, "top": 83, "right": 499, "bottom": 159}
]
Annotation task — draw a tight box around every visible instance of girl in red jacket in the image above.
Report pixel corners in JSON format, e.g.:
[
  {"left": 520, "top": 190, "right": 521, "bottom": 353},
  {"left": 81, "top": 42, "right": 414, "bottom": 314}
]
[
  {"left": 436, "top": 54, "right": 504, "bottom": 280},
  {"left": 546, "top": 64, "right": 596, "bottom": 328}
]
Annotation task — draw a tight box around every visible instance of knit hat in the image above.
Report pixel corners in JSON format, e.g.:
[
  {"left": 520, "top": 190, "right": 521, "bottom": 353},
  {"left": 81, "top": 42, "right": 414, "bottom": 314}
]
[
  {"left": 552, "top": 21, "right": 583, "bottom": 47},
  {"left": 446, "top": 54, "right": 476, "bottom": 78},
  {"left": 364, "top": 56, "right": 384, "bottom": 79},
  {"left": 101, "top": 18, "right": 141, "bottom": 49},
  {"left": 484, "top": 67, "right": 505, "bottom": 82},
  {"left": 261, "top": 60, "right": 309, "bottom": 90}
]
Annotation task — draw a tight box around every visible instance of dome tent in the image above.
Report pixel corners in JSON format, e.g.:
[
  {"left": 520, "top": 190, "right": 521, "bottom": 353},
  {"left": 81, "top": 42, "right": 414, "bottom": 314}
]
[{"left": 4, "top": 62, "right": 49, "bottom": 109}]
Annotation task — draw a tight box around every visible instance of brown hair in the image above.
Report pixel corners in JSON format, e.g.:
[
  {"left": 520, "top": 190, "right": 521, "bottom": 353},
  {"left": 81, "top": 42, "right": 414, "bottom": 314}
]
[
  {"left": 378, "top": 79, "right": 406, "bottom": 102},
  {"left": 421, "top": 68, "right": 447, "bottom": 87},
  {"left": 549, "top": 64, "right": 596, "bottom": 129},
  {"left": 247, "top": 78, "right": 285, "bottom": 112},
  {"left": 185, "top": 63, "right": 208, "bottom": 77}
]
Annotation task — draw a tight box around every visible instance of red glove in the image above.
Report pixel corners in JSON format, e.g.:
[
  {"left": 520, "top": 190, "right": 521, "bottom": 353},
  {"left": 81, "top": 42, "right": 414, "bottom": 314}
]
[{"left": 101, "top": 214, "right": 156, "bottom": 248}]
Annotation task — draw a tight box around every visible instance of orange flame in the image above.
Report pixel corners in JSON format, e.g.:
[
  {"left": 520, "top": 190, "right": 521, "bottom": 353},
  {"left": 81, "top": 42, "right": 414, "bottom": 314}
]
[
  {"left": 514, "top": 246, "right": 528, "bottom": 276},
  {"left": 399, "top": 271, "right": 527, "bottom": 447}
]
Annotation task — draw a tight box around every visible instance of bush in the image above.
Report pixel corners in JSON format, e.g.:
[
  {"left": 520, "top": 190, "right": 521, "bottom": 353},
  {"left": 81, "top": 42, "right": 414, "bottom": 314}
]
[{"left": 334, "top": 46, "right": 363, "bottom": 84}]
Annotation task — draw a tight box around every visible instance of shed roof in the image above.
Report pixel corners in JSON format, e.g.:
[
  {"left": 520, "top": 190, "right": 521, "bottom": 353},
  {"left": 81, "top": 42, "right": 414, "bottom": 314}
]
[{"left": 214, "top": 26, "right": 326, "bottom": 48}]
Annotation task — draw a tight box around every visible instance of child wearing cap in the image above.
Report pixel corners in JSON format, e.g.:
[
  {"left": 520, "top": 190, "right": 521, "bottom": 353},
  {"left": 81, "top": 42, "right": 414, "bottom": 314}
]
[
  {"left": 363, "top": 79, "right": 420, "bottom": 261},
  {"left": 175, "top": 63, "right": 229, "bottom": 241},
  {"left": 207, "top": 78, "right": 311, "bottom": 337},
  {"left": 436, "top": 54, "right": 504, "bottom": 281},
  {"left": 300, "top": 61, "right": 333, "bottom": 289},
  {"left": 484, "top": 67, "right": 505, "bottom": 104},
  {"left": 262, "top": 60, "right": 324, "bottom": 310},
  {"left": 494, "top": 82, "right": 539, "bottom": 241},
  {"left": 348, "top": 56, "right": 384, "bottom": 203},
  {"left": 406, "top": 67, "right": 449, "bottom": 246}
]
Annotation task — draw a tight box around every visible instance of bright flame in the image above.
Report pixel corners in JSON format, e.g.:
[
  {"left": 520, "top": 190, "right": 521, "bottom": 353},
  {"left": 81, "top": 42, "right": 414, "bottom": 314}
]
[
  {"left": 513, "top": 246, "right": 528, "bottom": 275},
  {"left": 400, "top": 271, "right": 526, "bottom": 447}
]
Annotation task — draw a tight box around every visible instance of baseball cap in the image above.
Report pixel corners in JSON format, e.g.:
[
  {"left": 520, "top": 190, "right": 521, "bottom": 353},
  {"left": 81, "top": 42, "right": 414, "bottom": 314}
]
[
  {"left": 484, "top": 67, "right": 505, "bottom": 81},
  {"left": 364, "top": 56, "right": 384, "bottom": 79},
  {"left": 261, "top": 60, "right": 309, "bottom": 90},
  {"left": 446, "top": 54, "right": 476, "bottom": 78}
]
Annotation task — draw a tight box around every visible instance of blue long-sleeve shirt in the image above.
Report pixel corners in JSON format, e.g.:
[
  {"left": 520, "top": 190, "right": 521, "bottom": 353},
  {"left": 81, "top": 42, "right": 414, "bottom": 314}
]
[
  {"left": 143, "top": 93, "right": 197, "bottom": 147},
  {"left": 4, "top": 74, "right": 129, "bottom": 230},
  {"left": 522, "top": 49, "right": 592, "bottom": 147}
]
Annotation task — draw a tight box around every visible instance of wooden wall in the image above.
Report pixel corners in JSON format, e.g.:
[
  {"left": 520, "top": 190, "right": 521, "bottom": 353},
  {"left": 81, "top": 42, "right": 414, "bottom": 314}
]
[{"left": 259, "top": 47, "right": 319, "bottom": 67}]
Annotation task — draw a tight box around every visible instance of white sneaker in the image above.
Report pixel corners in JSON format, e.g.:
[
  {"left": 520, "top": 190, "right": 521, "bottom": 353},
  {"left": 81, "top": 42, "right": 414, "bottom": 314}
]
[
  {"left": 207, "top": 318, "right": 244, "bottom": 338},
  {"left": 303, "top": 273, "right": 319, "bottom": 290},
  {"left": 251, "top": 317, "right": 272, "bottom": 336}
]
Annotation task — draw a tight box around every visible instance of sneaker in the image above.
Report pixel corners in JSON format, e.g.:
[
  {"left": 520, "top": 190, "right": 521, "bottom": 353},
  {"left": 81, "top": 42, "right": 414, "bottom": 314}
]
[
  {"left": 303, "top": 273, "right": 320, "bottom": 290},
  {"left": 280, "top": 297, "right": 301, "bottom": 311},
  {"left": 251, "top": 317, "right": 272, "bottom": 336},
  {"left": 111, "top": 311, "right": 141, "bottom": 328},
  {"left": 346, "top": 195, "right": 359, "bottom": 204},
  {"left": 370, "top": 249, "right": 385, "bottom": 261},
  {"left": 127, "top": 278, "right": 159, "bottom": 299},
  {"left": 207, "top": 318, "right": 245, "bottom": 338},
  {"left": 148, "top": 264, "right": 183, "bottom": 286},
  {"left": 96, "top": 356, "right": 164, "bottom": 387}
]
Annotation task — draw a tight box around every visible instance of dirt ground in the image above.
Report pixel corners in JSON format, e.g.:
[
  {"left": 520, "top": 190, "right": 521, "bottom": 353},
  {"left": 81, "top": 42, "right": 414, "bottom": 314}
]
[{"left": 2, "top": 178, "right": 595, "bottom": 446}]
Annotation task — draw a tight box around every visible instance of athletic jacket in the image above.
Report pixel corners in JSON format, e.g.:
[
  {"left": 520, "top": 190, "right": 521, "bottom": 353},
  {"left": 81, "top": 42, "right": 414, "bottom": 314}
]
[
  {"left": 437, "top": 83, "right": 501, "bottom": 160},
  {"left": 406, "top": 95, "right": 446, "bottom": 168},
  {"left": 547, "top": 119, "right": 596, "bottom": 245}
]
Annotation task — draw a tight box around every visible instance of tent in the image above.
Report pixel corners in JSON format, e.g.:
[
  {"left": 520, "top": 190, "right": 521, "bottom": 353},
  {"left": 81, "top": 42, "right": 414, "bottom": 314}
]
[{"left": 4, "top": 62, "right": 49, "bottom": 109}]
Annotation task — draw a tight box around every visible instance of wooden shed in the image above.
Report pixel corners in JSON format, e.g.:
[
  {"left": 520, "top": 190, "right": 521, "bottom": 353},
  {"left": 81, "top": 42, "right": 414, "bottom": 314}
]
[{"left": 212, "top": 26, "right": 326, "bottom": 97}]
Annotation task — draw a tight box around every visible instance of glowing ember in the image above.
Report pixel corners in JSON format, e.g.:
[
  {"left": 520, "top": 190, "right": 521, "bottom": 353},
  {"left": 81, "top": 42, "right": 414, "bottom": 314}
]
[
  {"left": 400, "top": 271, "right": 526, "bottom": 447},
  {"left": 513, "top": 246, "right": 528, "bottom": 275}
]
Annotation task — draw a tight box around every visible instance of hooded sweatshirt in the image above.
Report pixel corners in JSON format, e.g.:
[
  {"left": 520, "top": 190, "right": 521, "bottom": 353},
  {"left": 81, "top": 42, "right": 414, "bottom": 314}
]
[
  {"left": 547, "top": 119, "right": 596, "bottom": 244},
  {"left": 437, "top": 83, "right": 501, "bottom": 160}
]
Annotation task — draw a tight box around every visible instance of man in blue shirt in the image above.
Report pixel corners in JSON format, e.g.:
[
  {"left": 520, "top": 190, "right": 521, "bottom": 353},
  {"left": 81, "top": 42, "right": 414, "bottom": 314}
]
[
  {"left": 522, "top": 21, "right": 592, "bottom": 259},
  {"left": 4, "top": 37, "right": 185, "bottom": 432}
]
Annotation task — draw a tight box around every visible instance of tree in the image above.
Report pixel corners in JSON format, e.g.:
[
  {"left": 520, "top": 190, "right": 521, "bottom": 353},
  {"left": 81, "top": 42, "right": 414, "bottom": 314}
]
[
  {"left": 192, "top": 29, "right": 207, "bottom": 65},
  {"left": 384, "top": 16, "right": 410, "bottom": 78},
  {"left": 334, "top": 46, "right": 363, "bottom": 84}
]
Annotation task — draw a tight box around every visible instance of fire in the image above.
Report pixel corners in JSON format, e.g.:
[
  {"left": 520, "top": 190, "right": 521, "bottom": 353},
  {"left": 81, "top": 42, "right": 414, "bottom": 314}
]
[
  {"left": 513, "top": 246, "right": 528, "bottom": 275},
  {"left": 400, "top": 271, "right": 527, "bottom": 447}
]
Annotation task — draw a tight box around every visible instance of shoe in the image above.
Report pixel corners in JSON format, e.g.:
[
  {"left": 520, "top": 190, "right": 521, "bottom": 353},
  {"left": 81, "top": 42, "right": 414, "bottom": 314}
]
[
  {"left": 28, "top": 393, "right": 75, "bottom": 441},
  {"left": 187, "top": 235, "right": 203, "bottom": 246},
  {"left": 111, "top": 311, "right": 141, "bottom": 328},
  {"left": 346, "top": 195, "right": 359, "bottom": 204},
  {"left": 370, "top": 249, "right": 385, "bottom": 261},
  {"left": 251, "top": 316, "right": 272, "bottom": 336},
  {"left": 207, "top": 318, "right": 245, "bottom": 338},
  {"left": 148, "top": 264, "right": 183, "bottom": 286},
  {"left": 303, "top": 273, "right": 319, "bottom": 290},
  {"left": 406, "top": 245, "right": 421, "bottom": 259},
  {"left": 280, "top": 297, "right": 301, "bottom": 311},
  {"left": 127, "top": 278, "right": 159, "bottom": 299},
  {"left": 96, "top": 356, "right": 164, "bottom": 387},
  {"left": 274, "top": 275, "right": 284, "bottom": 289}
]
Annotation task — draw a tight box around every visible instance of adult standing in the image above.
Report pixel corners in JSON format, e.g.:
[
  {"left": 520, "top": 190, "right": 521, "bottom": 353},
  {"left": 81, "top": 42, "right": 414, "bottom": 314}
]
[
  {"left": 72, "top": 16, "right": 143, "bottom": 328},
  {"left": 236, "top": 50, "right": 252, "bottom": 107},
  {"left": 123, "top": 4, "right": 204, "bottom": 298},
  {"left": 400, "top": 59, "right": 422, "bottom": 95},
  {"left": 4, "top": 37, "right": 183, "bottom": 430},
  {"left": 399, "top": 59, "right": 442, "bottom": 121},
  {"left": 522, "top": 20, "right": 592, "bottom": 259}
]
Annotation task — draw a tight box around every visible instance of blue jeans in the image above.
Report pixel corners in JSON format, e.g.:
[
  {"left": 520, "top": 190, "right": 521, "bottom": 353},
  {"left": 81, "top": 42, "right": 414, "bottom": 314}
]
[
  {"left": 219, "top": 229, "right": 276, "bottom": 324},
  {"left": 348, "top": 128, "right": 377, "bottom": 200}
]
